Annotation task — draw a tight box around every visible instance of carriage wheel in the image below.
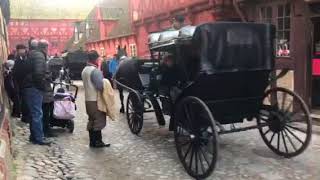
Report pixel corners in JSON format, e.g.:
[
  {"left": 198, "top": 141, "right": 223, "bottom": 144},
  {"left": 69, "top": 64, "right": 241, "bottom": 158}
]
[
  {"left": 174, "top": 96, "right": 218, "bottom": 179},
  {"left": 258, "top": 87, "right": 312, "bottom": 158},
  {"left": 126, "top": 92, "right": 144, "bottom": 134}
]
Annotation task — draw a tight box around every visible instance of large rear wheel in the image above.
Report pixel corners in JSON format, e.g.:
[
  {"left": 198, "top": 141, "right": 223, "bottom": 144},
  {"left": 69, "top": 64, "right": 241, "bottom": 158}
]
[
  {"left": 126, "top": 92, "right": 144, "bottom": 135},
  {"left": 258, "top": 87, "right": 312, "bottom": 158},
  {"left": 174, "top": 96, "right": 218, "bottom": 179}
]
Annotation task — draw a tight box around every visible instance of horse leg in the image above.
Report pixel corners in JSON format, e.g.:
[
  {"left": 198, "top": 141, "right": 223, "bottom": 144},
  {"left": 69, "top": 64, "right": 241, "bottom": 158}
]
[{"left": 119, "top": 88, "right": 125, "bottom": 113}]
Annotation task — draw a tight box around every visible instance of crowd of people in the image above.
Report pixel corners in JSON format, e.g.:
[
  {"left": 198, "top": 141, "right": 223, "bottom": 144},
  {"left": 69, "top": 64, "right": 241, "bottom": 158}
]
[
  {"left": 2, "top": 15, "right": 185, "bottom": 148},
  {"left": 3, "top": 39, "right": 118, "bottom": 148},
  {"left": 4, "top": 38, "right": 54, "bottom": 145}
]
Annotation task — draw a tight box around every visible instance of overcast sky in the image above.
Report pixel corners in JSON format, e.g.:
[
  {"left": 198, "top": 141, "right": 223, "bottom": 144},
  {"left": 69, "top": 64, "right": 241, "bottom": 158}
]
[
  {"left": 37, "top": 0, "right": 97, "bottom": 9},
  {"left": 11, "top": 0, "right": 100, "bottom": 19}
]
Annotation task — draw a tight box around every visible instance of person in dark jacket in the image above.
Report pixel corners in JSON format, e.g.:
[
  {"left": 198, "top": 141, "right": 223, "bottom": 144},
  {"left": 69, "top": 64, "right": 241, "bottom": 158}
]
[
  {"left": 42, "top": 41, "right": 55, "bottom": 137},
  {"left": 4, "top": 53, "right": 21, "bottom": 117},
  {"left": 13, "top": 43, "right": 33, "bottom": 123},
  {"left": 21, "top": 39, "right": 50, "bottom": 145}
]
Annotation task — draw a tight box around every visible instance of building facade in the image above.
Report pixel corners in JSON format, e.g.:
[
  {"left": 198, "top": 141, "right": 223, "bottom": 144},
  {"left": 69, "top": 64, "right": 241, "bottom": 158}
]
[
  {"left": 239, "top": 0, "right": 320, "bottom": 108},
  {"left": 8, "top": 19, "right": 75, "bottom": 55},
  {"left": 86, "top": 0, "right": 320, "bottom": 107},
  {"left": 85, "top": 0, "right": 238, "bottom": 58},
  {"left": 8, "top": 0, "right": 96, "bottom": 56}
]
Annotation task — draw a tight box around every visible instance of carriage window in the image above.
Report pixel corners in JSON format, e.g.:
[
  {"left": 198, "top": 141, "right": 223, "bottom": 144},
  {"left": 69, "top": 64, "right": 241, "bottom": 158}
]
[{"left": 276, "top": 3, "right": 291, "bottom": 57}]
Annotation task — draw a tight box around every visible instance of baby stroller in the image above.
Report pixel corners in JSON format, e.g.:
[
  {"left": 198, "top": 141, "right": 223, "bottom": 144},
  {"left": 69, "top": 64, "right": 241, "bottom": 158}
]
[{"left": 50, "top": 82, "right": 78, "bottom": 133}]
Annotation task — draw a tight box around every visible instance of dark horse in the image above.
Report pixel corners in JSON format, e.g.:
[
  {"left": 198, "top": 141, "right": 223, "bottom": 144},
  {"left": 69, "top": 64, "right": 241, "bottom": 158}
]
[
  {"left": 114, "top": 46, "right": 166, "bottom": 126},
  {"left": 114, "top": 45, "right": 142, "bottom": 113}
]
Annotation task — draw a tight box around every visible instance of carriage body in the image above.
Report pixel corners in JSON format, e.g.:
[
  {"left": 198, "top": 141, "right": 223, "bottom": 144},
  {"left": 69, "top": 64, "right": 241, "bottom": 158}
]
[
  {"left": 146, "top": 22, "right": 275, "bottom": 124},
  {"left": 116, "top": 22, "right": 312, "bottom": 179},
  {"left": 48, "top": 57, "right": 64, "bottom": 80},
  {"left": 63, "top": 50, "right": 87, "bottom": 80}
]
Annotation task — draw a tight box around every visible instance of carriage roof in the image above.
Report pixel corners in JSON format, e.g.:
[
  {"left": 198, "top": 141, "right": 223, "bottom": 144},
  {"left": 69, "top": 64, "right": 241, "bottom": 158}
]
[
  {"left": 148, "top": 25, "right": 196, "bottom": 51},
  {"left": 148, "top": 22, "right": 276, "bottom": 74}
]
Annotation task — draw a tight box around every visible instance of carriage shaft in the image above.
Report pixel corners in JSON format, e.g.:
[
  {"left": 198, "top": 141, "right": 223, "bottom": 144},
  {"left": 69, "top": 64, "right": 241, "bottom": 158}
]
[{"left": 218, "top": 123, "right": 268, "bottom": 135}]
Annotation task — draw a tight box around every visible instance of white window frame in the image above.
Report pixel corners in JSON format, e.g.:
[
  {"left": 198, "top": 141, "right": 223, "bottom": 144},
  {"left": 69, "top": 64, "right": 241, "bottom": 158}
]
[{"left": 129, "top": 43, "right": 137, "bottom": 57}]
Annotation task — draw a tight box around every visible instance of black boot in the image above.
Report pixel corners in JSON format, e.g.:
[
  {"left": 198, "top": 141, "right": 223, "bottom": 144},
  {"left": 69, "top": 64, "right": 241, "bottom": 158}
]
[
  {"left": 92, "top": 131, "right": 110, "bottom": 148},
  {"left": 89, "top": 131, "right": 95, "bottom": 147},
  {"left": 120, "top": 106, "right": 125, "bottom": 113}
]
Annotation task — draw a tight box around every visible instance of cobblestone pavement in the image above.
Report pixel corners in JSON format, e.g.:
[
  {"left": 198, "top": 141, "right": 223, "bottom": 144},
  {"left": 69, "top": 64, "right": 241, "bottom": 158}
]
[{"left": 14, "top": 81, "right": 320, "bottom": 180}]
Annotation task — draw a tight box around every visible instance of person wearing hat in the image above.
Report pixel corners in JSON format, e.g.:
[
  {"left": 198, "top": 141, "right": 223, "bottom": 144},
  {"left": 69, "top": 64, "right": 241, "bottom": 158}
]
[
  {"left": 12, "top": 44, "right": 28, "bottom": 120},
  {"left": 82, "top": 50, "right": 110, "bottom": 148},
  {"left": 172, "top": 14, "right": 185, "bottom": 30}
]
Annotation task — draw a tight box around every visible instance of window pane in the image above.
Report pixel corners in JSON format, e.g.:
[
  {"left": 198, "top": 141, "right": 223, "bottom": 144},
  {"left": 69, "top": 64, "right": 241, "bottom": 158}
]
[
  {"left": 278, "top": 5, "right": 284, "bottom": 17},
  {"left": 278, "top": 31, "right": 284, "bottom": 40},
  {"left": 260, "top": 7, "right": 265, "bottom": 20},
  {"left": 284, "top": 17, "right": 290, "bottom": 29},
  {"left": 267, "top": 7, "right": 272, "bottom": 19},
  {"left": 278, "top": 18, "right": 284, "bottom": 30},
  {"left": 285, "top": 3, "right": 291, "bottom": 16},
  {"left": 285, "top": 31, "right": 290, "bottom": 42}
]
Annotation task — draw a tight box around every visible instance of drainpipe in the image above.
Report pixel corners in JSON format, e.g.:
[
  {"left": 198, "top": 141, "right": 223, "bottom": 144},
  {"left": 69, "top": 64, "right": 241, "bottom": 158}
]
[{"left": 233, "top": 0, "right": 247, "bottom": 22}]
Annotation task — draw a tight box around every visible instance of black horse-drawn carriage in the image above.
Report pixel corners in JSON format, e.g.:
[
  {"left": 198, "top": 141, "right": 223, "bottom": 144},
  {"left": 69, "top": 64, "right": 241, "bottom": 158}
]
[
  {"left": 48, "top": 57, "right": 64, "bottom": 80},
  {"left": 115, "top": 22, "right": 312, "bottom": 179},
  {"left": 62, "top": 50, "right": 87, "bottom": 80}
]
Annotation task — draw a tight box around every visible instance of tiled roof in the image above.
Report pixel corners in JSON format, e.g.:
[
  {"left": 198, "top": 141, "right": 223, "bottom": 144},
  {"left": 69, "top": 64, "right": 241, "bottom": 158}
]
[{"left": 66, "top": 0, "right": 133, "bottom": 49}]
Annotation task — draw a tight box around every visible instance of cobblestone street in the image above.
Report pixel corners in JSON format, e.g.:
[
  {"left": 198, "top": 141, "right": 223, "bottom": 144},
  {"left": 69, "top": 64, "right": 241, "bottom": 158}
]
[{"left": 13, "top": 81, "right": 320, "bottom": 180}]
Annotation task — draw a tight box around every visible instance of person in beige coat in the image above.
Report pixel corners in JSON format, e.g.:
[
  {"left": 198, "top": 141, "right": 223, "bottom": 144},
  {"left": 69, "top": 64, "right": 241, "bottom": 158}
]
[{"left": 81, "top": 50, "right": 110, "bottom": 148}]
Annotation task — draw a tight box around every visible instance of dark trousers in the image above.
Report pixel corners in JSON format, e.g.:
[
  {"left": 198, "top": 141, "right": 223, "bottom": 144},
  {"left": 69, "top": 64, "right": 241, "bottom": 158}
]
[
  {"left": 20, "top": 91, "right": 31, "bottom": 123},
  {"left": 11, "top": 93, "right": 21, "bottom": 117},
  {"left": 42, "top": 102, "right": 53, "bottom": 135}
]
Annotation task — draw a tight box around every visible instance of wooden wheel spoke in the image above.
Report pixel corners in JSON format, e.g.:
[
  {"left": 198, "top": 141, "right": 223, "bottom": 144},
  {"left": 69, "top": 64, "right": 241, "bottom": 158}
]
[
  {"left": 268, "top": 132, "right": 276, "bottom": 144},
  {"left": 195, "top": 147, "right": 199, "bottom": 174},
  {"left": 263, "top": 128, "right": 271, "bottom": 136},
  {"left": 200, "top": 142, "right": 214, "bottom": 156},
  {"left": 184, "top": 104, "right": 194, "bottom": 130},
  {"left": 284, "top": 127, "right": 304, "bottom": 144},
  {"left": 183, "top": 143, "right": 193, "bottom": 162},
  {"left": 128, "top": 101, "right": 133, "bottom": 110},
  {"left": 198, "top": 149, "right": 206, "bottom": 174},
  {"left": 283, "top": 129, "right": 297, "bottom": 151},
  {"left": 277, "top": 133, "right": 280, "bottom": 151},
  {"left": 199, "top": 145, "right": 211, "bottom": 167},
  {"left": 286, "top": 124, "right": 306, "bottom": 134},
  {"left": 189, "top": 145, "right": 195, "bottom": 170},
  {"left": 281, "top": 131, "right": 289, "bottom": 153}
]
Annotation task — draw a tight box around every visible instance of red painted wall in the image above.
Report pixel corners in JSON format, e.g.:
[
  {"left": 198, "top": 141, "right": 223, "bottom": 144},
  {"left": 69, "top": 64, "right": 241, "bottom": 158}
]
[
  {"left": 130, "top": 0, "right": 209, "bottom": 22},
  {"left": 86, "top": 35, "right": 136, "bottom": 58},
  {"left": 86, "top": 0, "right": 221, "bottom": 58},
  {"left": 8, "top": 19, "right": 76, "bottom": 55}
]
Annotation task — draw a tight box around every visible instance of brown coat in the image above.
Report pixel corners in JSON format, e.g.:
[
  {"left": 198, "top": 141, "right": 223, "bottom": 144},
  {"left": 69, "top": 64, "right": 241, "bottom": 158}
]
[{"left": 97, "top": 79, "right": 116, "bottom": 121}]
